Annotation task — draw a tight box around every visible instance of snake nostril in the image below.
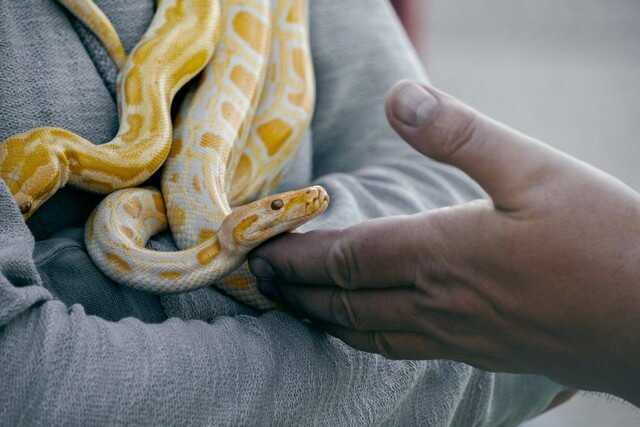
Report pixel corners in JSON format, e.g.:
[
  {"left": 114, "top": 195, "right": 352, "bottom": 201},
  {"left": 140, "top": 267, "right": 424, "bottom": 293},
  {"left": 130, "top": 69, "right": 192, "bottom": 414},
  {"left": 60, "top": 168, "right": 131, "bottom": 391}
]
[{"left": 271, "top": 199, "right": 284, "bottom": 210}]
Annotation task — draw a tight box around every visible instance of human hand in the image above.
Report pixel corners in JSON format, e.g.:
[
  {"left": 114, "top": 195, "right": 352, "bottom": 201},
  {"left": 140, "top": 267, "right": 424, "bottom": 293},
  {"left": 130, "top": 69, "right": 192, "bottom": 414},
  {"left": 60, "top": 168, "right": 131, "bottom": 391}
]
[{"left": 249, "top": 81, "right": 640, "bottom": 405}]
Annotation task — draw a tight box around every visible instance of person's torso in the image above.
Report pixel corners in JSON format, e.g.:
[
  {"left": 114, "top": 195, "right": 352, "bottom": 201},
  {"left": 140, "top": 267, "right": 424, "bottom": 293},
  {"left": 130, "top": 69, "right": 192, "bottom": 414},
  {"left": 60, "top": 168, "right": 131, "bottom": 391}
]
[
  {"left": 0, "top": 0, "right": 313, "bottom": 319},
  {"left": 0, "top": 0, "right": 312, "bottom": 239}
]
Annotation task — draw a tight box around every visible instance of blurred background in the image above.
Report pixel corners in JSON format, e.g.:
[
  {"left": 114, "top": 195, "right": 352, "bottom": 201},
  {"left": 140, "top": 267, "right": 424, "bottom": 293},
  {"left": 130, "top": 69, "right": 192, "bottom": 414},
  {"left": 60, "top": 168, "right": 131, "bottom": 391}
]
[{"left": 391, "top": 0, "right": 640, "bottom": 426}]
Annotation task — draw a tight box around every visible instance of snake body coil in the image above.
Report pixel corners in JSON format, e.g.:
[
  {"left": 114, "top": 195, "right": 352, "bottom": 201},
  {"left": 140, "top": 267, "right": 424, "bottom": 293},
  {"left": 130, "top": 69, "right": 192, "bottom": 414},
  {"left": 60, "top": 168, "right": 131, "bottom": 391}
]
[
  {"left": 1, "top": 0, "right": 326, "bottom": 310},
  {"left": 85, "top": 185, "right": 328, "bottom": 294}
]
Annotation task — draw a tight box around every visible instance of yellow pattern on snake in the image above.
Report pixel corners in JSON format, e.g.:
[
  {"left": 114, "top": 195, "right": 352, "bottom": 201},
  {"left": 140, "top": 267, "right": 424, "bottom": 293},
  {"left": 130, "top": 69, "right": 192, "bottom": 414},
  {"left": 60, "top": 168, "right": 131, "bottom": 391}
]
[
  {"left": 221, "top": 0, "right": 316, "bottom": 307},
  {"left": 229, "top": 0, "right": 315, "bottom": 205},
  {"left": 81, "top": 0, "right": 326, "bottom": 309},
  {"left": 0, "top": 0, "right": 220, "bottom": 217},
  {"left": 164, "top": 0, "right": 273, "bottom": 251},
  {"left": 86, "top": 185, "right": 327, "bottom": 302}
]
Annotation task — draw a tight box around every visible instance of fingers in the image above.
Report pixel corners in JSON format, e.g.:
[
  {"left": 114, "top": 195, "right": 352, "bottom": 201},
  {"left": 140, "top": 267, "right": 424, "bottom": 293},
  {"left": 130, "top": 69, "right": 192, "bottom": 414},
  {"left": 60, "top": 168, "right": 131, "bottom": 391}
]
[
  {"left": 250, "top": 215, "right": 428, "bottom": 290},
  {"left": 278, "top": 283, "right": 421, "bottom": 332},
  {"left": 317, "top": 308, "right": 512, "bottom": 368},
  {"left": 385, "top": 80, "right": 558, "bottom": 210}
]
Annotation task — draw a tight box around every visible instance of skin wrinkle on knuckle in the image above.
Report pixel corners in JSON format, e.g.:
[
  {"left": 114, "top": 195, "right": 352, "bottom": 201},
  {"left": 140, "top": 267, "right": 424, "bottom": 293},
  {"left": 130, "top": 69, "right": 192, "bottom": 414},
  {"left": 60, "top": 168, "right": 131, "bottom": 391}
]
[
  {"left": 330, "top": 288, "right": 360, "bottom": 329},
  {"left": 404, "top": 215, "right": 428, "bottom": 287},
  {"left": 406, "top": 293, "right": 426, "bottom": 331},
  {"left": 426, "top": 290, "right": 515, "bottom": 366},
  {"left": 435, "top": 103, "right": 479, "bottom": 163},
  {"left": 282, "top": 252, "right": 304, "bottom": 283},
  {"left": 325, "top": 233, "right": 356, "bottom": 289},
  {"left": 414, "top": 309, "right": 467, "bottom": 356},
  {"left": 417, "top": 214, "right": 453, "bottom": 284},
  {"left": 412, "top": 244, "right": 456, "bottom": 329}
]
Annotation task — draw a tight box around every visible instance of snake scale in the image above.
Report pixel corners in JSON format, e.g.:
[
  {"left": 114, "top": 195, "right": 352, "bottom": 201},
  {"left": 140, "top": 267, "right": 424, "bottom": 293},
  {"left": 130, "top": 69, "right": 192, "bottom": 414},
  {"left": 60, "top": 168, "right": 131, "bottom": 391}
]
[{"left": 0, "top": 0, "right": 327, "bottom": 310}]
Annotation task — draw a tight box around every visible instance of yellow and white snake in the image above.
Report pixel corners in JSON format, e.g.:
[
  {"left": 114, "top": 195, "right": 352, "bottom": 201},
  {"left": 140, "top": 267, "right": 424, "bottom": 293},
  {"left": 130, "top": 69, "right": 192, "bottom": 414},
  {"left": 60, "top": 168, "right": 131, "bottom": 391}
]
[{"left": 0, "top": 0, "right": 327, "bottom": 310}]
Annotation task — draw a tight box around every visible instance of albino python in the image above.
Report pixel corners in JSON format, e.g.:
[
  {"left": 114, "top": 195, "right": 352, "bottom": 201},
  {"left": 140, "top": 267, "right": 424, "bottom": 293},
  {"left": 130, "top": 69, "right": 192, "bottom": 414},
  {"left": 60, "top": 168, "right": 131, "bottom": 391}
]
[
  {"left": 88, "top": 0, "right": 321, "bottom": 309},
  {"left": 0, "top": 0, "right": 326, "bottom": 309}
]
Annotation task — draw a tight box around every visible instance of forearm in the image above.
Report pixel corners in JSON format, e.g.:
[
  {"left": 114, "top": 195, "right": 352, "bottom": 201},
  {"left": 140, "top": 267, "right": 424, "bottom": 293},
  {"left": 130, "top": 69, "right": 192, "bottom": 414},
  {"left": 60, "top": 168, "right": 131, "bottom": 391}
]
[
  {"left": 0, "top": 181, "right": 271, "bottom": 424},
  {"left": 0, "top": 170, "right": 559, "bottom": 427},
  {"left": 0, "top": 298, "right": 344, "bottom": 424},
  {"left": 5, "top": 282, "right": 559, "bottom": 425}
]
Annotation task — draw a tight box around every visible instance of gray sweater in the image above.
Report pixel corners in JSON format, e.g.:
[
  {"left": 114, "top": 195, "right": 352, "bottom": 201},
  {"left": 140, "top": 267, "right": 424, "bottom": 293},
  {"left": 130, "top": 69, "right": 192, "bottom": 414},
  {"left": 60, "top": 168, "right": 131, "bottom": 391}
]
[{"left": 0, "top": 1, "right": 563, "bottom": 425}]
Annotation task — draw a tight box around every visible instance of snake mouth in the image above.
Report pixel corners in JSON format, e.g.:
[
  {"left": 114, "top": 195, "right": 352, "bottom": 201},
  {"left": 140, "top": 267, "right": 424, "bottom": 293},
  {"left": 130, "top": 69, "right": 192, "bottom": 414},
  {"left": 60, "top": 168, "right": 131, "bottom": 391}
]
[
  {"left": 273, "top": 185, "right": 329, "bottom": 226},
  {"left": 302, "top": 186, "right": 330, "bottom": 217}
]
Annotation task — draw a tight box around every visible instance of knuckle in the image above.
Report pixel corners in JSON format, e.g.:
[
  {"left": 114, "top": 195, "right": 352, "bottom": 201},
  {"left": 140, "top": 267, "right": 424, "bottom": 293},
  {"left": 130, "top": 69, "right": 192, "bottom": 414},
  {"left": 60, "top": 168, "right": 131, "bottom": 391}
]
[
  {"left": 281, "top": 253, "right": 303, "bottom": 282},
  {"left": 330, "top": 288, "right": 361, "bottom": 330},
  {"left": 414, "top": 214, "right": 452, "bottom": 283},
  {"left": 325, "top": 231, "right": 358, "bottom": 289},
  {"left": 434, "top": 103, "right": 480, "bottom": 162}
]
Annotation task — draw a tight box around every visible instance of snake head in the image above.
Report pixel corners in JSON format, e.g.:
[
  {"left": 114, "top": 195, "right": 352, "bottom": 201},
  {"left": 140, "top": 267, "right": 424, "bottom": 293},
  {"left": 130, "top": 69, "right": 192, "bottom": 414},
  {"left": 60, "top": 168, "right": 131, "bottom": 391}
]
[
  {"left": 222, "top": 185, "right": 330, "bottom": 253},
  {"left": 1, "top": 128, "right": 68, "bottom": 218}
]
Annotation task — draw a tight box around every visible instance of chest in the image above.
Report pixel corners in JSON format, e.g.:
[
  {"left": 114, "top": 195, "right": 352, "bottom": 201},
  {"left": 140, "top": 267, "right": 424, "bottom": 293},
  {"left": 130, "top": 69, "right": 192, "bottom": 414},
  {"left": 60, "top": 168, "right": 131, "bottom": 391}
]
[{"left": 0, "top": 0, "right": 312, "bottom": 238}]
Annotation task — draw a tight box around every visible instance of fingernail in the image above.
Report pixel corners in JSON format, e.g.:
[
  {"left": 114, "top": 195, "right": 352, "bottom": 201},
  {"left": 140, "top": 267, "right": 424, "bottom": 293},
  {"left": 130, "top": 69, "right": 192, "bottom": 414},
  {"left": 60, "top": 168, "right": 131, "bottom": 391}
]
[
  {"left": 391, "top": 81, "right": 438, "bottom": 127},
  {"left": 249, "top": 257, "right": 275, "bottom": 279},
  {"left": 257, "top": 279, "right": 281, "bottom": 301}
]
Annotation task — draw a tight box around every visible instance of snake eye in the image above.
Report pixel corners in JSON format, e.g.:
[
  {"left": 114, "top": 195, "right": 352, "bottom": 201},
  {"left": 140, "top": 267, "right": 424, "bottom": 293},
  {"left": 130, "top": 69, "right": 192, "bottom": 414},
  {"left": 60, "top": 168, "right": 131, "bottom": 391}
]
[{"left": 270, "top": 199, "right": 284, "bottom": 210}]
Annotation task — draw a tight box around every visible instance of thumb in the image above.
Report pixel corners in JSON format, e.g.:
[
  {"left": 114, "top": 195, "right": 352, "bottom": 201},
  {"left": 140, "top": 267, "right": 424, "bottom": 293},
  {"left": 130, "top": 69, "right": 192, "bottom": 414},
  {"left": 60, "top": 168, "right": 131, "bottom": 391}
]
[{"left": 385, "top": 80, "right": 556, "bottom": 210}]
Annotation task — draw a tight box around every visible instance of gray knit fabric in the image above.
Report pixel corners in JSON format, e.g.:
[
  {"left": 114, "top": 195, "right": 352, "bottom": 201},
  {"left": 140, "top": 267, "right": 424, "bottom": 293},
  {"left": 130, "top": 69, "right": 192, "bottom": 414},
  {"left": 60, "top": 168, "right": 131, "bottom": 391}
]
[{"left": 0, "top": 1, "right": 564, "bottom": 425}]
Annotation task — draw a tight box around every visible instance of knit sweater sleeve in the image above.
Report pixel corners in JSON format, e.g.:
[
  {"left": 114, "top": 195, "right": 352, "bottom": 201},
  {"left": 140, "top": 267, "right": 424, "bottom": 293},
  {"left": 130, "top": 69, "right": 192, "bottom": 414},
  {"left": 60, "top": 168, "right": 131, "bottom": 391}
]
[{"left": 0, "top": 176, "right": 559, "bottom": 425}]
